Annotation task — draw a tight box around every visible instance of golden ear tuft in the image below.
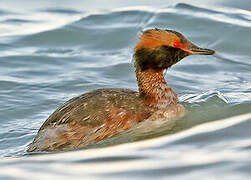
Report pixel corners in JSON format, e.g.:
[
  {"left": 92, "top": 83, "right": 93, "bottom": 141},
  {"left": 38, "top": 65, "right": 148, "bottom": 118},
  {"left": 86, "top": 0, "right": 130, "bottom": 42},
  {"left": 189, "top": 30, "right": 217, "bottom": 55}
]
[{"left": 135, "top": 29, "right": 181, "bottom": 51}]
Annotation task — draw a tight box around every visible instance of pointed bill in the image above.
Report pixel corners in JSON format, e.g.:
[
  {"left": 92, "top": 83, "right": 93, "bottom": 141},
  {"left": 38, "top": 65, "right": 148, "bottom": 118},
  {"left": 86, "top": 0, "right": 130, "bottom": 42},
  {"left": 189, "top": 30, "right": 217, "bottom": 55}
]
[{"left": 185, "top": 41, "right": 215, "bottom": 55}]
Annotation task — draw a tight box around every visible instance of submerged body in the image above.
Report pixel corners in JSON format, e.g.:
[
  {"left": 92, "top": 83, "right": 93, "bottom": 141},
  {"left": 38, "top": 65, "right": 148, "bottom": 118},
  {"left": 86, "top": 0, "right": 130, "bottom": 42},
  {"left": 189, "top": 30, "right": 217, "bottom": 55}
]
[
  {"left": 29, "top": 89, "right": 150, "bottom": 151},
  {"left": 28, "top": 29, "right": 214, "bottom": 152},
  {"left": 28, "top": 88, "right": 184, "bottom": 152}
]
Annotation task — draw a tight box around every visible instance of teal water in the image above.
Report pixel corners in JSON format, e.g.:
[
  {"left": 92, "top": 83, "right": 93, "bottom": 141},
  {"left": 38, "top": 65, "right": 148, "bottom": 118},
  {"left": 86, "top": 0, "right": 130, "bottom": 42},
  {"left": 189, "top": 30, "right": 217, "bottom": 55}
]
[{"left": 0, "top": 0, "right": 251, "bottom": 179}]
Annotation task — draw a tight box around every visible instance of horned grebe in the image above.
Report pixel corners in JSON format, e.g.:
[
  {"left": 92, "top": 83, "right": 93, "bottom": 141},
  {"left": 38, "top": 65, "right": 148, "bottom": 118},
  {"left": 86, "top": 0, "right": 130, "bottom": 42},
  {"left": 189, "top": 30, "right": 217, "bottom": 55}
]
[{"left": 28, "top": 29, "right": 215, "bottom": 152}]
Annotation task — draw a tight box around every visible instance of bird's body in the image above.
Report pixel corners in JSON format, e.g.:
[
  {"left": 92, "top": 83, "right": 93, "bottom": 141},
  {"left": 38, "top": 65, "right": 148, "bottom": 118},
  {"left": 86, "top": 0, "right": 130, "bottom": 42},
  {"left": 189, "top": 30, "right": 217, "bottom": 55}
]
[{"left": 28, "top": 29, "right": 214, "bottom": 152}]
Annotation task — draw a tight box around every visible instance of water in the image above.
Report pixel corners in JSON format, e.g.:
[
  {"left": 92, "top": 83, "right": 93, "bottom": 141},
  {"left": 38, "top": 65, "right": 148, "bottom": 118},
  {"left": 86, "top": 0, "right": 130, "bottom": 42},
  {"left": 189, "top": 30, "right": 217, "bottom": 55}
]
[{"left": 0, "top": 0, "right": 251, "bottom": 179}]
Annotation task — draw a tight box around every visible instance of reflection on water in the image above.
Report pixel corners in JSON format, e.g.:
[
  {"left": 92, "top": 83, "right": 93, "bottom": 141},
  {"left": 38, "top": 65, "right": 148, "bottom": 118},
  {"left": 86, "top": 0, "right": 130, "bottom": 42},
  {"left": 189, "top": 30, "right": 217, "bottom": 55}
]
[{"left": 0, "top": 0, "right": 251, "bottom": 179}]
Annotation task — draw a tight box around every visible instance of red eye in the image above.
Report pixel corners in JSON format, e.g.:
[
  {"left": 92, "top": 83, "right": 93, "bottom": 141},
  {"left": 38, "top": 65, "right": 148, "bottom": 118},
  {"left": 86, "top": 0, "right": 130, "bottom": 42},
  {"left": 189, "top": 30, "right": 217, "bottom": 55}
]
[{"left": 173, "top": 41, "right": 181, "bottom": 48}]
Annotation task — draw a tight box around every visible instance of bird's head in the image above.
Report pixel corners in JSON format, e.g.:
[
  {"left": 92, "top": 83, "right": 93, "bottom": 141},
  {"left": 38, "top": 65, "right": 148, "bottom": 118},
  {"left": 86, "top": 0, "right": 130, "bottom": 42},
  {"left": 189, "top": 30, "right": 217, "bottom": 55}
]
[{"left": 134, "top": 29, "right": 215, "bottom": 71}]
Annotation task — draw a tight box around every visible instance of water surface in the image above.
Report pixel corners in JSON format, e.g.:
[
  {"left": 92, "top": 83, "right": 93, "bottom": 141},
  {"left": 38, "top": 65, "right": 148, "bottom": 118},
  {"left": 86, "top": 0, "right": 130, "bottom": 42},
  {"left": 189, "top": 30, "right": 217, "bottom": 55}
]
[{"left": 0, "top": 0, "right": 251, "bottom": 179}]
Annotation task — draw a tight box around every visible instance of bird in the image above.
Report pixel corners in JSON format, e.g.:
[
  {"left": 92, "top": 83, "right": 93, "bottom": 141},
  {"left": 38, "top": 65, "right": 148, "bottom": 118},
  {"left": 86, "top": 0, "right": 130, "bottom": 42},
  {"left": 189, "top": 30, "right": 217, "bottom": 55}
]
[{"left": 27, "top": 28, "right": 215, "bottom": 152}]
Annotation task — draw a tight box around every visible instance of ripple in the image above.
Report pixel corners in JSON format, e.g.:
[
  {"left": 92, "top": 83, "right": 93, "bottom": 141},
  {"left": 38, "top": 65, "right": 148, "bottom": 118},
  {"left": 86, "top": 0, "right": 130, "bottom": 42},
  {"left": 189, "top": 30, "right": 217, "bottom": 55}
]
[
  {"left": 74, "top": 10, "right": 155, "bottom": 29},
  {"left": 35, "top": 48, "right": 75, "bottom": 56},
  {"left": 175, "top": 3, "right": 222, "bottom": 15},
  {"left": 2, "top": 18, "right": 37, "bottom": 24},
  {"left": 173, "top": 3, "right": 251, "bottom": 28},
  {"left": 0, "top": 9, "right": 11, "bottom": 15},
  {"left": 41, "top": 8, "right": 82, "bottom": 14}
]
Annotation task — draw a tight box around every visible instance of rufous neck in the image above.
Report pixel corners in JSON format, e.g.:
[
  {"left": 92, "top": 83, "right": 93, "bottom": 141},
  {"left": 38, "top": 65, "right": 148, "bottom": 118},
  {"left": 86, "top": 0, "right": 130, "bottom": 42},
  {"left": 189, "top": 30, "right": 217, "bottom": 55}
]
[{"left": 136, "top": 68, "right": 178, "bottom": 109}]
